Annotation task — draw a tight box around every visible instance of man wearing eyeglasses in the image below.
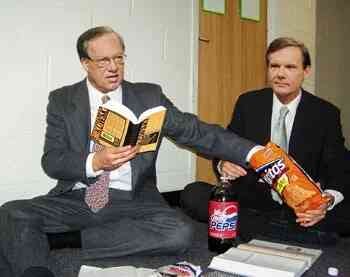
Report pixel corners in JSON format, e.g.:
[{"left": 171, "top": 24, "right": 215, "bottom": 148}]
[{"left": 0, "top": 26, "right": 259, "bottom": 276}]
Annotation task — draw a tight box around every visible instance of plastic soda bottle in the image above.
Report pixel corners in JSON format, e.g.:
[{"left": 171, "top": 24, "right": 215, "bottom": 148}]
[{"left": 208, "top": 176, "right": 239, "bottom": 253}]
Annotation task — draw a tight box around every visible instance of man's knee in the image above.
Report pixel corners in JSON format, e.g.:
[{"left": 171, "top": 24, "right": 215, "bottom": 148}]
[
  {"left": 180, "top": 181, "right": 212, "bottom": 222},
  {"left": 2, "top": 200, "right": 32, "bottom": 218},
  {"left": 1, "top": 201, "right": 42, "bottom": 228},
  {"left": 166, "top": 219, "right": 194, "bottom": 253}
]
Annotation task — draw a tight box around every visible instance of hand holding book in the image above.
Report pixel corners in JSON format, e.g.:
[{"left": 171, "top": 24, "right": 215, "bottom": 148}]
[{"left": 92, "top": 144, "right": 139, "bottom": 172}]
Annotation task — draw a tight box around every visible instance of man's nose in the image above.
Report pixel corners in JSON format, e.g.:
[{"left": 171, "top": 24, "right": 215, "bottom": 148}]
[
  {"left": 107, "top": 59, "right": 119, "bottom": 71},
  {"left": 276, "top": 67, "right": 286, "bottom": 78}
]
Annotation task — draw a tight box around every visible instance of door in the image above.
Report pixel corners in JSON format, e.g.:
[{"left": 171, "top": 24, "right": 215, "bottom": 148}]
[{"left": 196, "top": 0, "right": 267, "bottom": 184}]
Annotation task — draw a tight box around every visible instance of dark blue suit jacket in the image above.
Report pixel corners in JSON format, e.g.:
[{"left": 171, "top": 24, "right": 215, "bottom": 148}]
[{"left": 214, "top": 88, "right": 349, "bottom": 197}]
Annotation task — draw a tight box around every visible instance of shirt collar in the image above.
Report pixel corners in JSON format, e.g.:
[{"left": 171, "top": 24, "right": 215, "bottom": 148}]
[
  {"left": 272, "top": 90, "right": 302, "bottom": 116},
  {"left": 86, "top": 79, "right": 122, "bottom": 105}
]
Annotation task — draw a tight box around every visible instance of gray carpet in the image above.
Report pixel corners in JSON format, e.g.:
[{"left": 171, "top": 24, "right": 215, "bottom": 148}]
[{"left": 48, "top": 214, "right": 350, "bottom": 277}]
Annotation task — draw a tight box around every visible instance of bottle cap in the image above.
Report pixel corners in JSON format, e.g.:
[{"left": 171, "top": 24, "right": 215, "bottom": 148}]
[
  {"left": 220, "top": 176, "right": 230, "bottom": 182},
  {"left": 328, "top": 267, "right": 339, "bottom": 276}
]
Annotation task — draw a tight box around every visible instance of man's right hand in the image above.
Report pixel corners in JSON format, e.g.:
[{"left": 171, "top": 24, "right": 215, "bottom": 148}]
[
  {"left": 219, "top": 161, "right": 247, "bottom": 180},
  {"left": 92, "top": 145, "right": 139, "bottom": 171}
]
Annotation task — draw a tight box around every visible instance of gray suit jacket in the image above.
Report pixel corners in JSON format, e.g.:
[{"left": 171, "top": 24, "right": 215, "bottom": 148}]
[{"left": 42, "top": 79, "right": 255, "bottom": 199}]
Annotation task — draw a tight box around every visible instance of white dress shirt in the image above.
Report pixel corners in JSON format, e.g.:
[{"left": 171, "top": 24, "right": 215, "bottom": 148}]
[{"left": 73, "top": 79, "right": 132, "bottom": 191}]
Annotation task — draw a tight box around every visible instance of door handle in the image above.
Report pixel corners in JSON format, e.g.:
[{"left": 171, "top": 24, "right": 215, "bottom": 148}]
[{"left": 199, "top": 36, "right": 210, "bottom": 43}]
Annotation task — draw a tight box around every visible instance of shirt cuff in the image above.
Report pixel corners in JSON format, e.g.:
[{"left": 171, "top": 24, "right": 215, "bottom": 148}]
[
  {"left": 324, "top": 189, "right": 344, "bottom": 210},
  {"left": 86, "top": 152, "right": 103, "bottom": 178},
  {"left": 217, "top": 160, "right": 223, "bottom": 175},
  {"left": 245, "top": 145, "right": 264, "bottom": 163}
]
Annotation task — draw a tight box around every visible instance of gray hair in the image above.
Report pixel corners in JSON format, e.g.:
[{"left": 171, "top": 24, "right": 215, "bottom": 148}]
[{"left": 76, "top": 26, "right": 125, "bottom": 60}]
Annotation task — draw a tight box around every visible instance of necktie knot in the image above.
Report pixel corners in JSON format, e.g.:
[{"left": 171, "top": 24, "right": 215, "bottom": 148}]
[
  {"left": 279, "top": 106, "right": 289, "bottom": 120},
  {"left": 101, "top": 95, "right": 110, "bottom": 104}
]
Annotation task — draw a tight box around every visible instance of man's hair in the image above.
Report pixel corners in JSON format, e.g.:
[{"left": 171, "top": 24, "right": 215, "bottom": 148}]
[
  {"left": 266, "top": 37, "right": 311, "bottom": 69},
  {"left": 76, "top": 26, "right": 125, "bottom": 60}
]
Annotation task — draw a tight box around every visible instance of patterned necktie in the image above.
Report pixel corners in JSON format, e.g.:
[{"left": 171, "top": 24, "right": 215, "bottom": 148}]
[
  {"left": 272, "top": 106, "right": 289, "bottom": 151},
  {"left": 85, "top": 94, "right": 111, "bottom": 213},
  {"left": 270, "top": 106, "right": 289, "bottom": 204}
]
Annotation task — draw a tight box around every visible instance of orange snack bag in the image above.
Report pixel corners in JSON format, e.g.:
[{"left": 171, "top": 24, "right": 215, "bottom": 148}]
[{"left": 249, "top": 142, "right": 327, "bottom": 213}]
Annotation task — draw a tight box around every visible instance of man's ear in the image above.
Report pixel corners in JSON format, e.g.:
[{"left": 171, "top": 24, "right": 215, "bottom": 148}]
[
  {"left": 81, "top": 59, "right": 89, "bottom": 72},
  {"left": 303, "top": 66, "right": 311, "bottom": 78}
]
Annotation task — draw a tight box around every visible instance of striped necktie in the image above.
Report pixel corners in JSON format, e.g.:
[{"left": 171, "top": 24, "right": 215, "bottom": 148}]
[{"left": 85, "top": 94, "right": 111, "bottom": 212}]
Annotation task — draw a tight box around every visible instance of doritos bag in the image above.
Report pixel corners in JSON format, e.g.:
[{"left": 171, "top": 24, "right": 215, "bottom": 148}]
[{"left": 249, "top": 142, "right": 327, "bottom": 213}]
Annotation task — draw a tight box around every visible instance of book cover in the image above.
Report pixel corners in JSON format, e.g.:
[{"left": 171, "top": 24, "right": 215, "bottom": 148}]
[{"left": 90, "top": 100, "right": 166, "bottom": 153}]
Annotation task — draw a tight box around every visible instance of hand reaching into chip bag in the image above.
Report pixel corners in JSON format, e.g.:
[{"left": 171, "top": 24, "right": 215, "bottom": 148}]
[{"left": 249, "top": 142, "right": 328, "bottom": 214}]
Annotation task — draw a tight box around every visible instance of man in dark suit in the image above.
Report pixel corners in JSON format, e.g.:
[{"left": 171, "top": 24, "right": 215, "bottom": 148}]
[
  {"left": 0, "top": 26, "right": 257, "bottom": 276},
  {"left": 181, "top": 37, "right": 350, "bottom": 242}
]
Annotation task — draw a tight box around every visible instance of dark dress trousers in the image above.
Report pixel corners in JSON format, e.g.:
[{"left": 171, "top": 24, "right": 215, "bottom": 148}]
[
  {"left": 181, "top": 88, "right": 350, "bottom": 240},
  {"left": 0, "top": 79, "right": 255, "bottom": 277}
]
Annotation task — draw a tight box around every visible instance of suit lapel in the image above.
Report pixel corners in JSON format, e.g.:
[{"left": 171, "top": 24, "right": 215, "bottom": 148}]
[
  {"left": 122, "top": 81, "right": 146, "bottom": 118},
  {"left": 289, "top": 90, "right": 309, "bottom": 156},
  {"left": 254, "top": 89, "right": 273, "bottom": 145},
  {"left": 70, "top": 80, "right": 91, "bottom": 152}
]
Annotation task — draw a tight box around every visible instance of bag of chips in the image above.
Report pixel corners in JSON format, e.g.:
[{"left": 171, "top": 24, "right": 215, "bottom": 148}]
[{"left": 249, "top": 142, "right": 327, "bottom": 213}]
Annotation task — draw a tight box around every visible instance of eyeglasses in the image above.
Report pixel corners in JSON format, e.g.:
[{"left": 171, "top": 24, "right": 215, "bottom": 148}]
[{"left": 88, "top": 54, "right": 127, "bottom": 69}]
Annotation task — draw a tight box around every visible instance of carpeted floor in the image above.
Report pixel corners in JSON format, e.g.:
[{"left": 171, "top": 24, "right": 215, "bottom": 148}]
[{"left": 48, "top": 212, "right": 350, "bottom": 277}]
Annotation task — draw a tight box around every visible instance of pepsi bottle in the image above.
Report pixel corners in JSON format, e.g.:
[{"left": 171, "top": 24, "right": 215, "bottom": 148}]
[{"left": 208, "top": 176, "right": 239, "bottom": 253}]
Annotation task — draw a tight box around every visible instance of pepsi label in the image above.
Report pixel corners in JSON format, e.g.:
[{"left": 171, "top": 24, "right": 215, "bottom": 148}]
[{"left": 208, "top": 201, "right": 238, "bottom": 239}]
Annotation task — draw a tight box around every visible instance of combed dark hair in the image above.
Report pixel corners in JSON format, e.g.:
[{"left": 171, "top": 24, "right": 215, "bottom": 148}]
[
  {"left": 76, "top": 26, "right": 125, "bottom": 60},
  {"left": 266, "top": 37, "right": 311, "bottom": 69}
]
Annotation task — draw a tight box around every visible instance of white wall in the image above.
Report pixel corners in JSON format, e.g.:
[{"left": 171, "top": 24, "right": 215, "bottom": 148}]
[
  {"left": 316, "top": 0, "right": 350, "bottom": 147},
  {"left": 0, "top": 1, "right": 198, "bottom": 204},
  {"left": 268, "top": 0, "right": 316, "bottom": 93}
]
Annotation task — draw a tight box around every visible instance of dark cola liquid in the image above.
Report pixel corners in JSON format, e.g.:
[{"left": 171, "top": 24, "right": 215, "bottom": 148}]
[{"left": 208, "top": 180, "right": 239, "bottom": 253}]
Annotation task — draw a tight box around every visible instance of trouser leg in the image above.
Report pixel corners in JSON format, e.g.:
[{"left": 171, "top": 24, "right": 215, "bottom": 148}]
[
  {"left": 81, "top": 192, "right": 194, "bottom": 260},
  {"left": 180, "top": 179, "right": 280, "bottom": 223},
  {"left": 315, "top": 201, "right": 350, "bottom": 235},
  {"left": 0, "top": 189, "right": 194, "bottom": 274},
  {"left": 0, "top": 206, "right": 50, "bottom": 277},
  {"left": 180, "top": 181, "right": 212, "bottom": 222},
  {"left": 0, "top": 190, "right": 95, "bottom": 276},
  {"left": 0, "top": 251, "right": 13, "bottom": 277}
]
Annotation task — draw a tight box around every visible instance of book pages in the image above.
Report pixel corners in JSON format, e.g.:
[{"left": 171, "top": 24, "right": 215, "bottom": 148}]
[
  {"left": 209, "top": 248, "right": 307, "bottom": 277},
  {"left": 238, "top": 239, "right": 322, "bottom": 268},
  {"left": 208, "top": 239, "right": 322, "bottom": 277},
  {"left": 137, "top": 108, "right": 166, "bottom": 152}
]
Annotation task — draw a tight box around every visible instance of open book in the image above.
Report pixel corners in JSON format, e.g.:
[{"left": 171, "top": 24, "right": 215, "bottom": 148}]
[
  {"left": 209, "top": 239, "right": 322, "bottom": 277},
  {"left": 91, "top": 100, "right": 166, "bottom": 153}
]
